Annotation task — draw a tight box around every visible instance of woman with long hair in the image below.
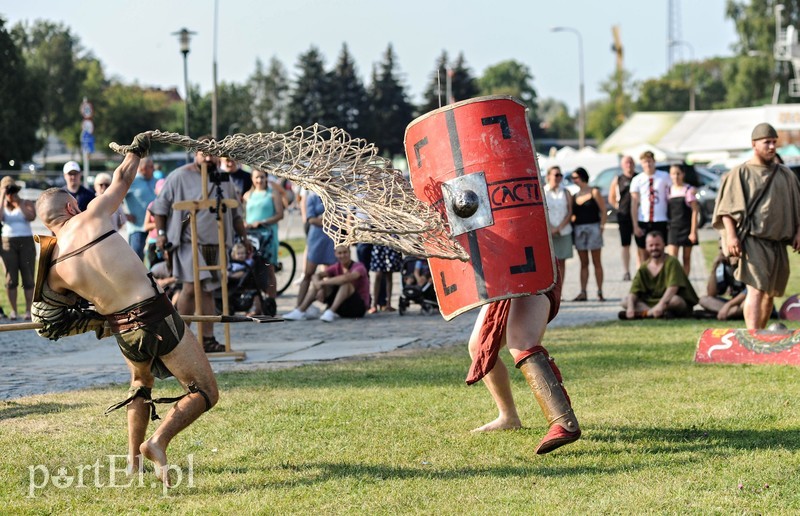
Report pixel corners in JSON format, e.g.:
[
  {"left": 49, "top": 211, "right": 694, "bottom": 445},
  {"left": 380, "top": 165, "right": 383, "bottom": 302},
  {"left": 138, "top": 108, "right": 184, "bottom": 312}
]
[
  {"left": 243, "top": 169, "right": 284, "bottom": 315},
  {"left": 666, "top": 164, "right": 700, "bottom": 276}
]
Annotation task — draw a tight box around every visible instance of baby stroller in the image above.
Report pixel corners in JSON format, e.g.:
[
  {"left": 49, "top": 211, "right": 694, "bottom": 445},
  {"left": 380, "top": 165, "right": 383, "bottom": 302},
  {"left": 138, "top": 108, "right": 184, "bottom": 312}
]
[
  {"left": 214, "top": 234, "right": 276, "bottom": 317},
  {"left": 398, "top": 255, "right": 438, "bottom": 315}
]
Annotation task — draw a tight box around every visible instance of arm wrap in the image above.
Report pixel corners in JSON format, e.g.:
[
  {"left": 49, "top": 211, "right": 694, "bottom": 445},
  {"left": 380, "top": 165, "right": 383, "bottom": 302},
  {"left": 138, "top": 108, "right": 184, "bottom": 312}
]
[{"left": 31, "top": 284, "right": 108, "bottom": 341}]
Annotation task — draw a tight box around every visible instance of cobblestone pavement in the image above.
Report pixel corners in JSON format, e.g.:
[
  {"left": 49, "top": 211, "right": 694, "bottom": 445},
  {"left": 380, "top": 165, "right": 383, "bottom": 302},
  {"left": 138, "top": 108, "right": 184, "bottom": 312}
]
[{"left": 0, "top": 210, "right": 712, "bottom": 400}]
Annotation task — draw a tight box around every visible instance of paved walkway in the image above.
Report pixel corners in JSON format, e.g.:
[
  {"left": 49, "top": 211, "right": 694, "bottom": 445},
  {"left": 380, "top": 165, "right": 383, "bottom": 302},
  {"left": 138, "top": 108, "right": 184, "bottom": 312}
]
[{"left": 0, "top": 213, "right": 713, "bottom": 400}]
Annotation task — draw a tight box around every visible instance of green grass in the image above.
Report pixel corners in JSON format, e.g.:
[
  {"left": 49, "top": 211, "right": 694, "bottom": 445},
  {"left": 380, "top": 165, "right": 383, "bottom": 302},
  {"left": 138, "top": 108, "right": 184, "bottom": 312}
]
[{"left": 3, "top": 319, "right": 800, "bottom": 513}]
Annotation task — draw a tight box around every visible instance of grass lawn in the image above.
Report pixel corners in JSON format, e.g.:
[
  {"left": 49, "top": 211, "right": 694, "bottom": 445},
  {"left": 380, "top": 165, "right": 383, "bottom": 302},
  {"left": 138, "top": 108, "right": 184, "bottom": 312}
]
[{"left": 3, "top": 319, "right": 800, "bottom": 513}]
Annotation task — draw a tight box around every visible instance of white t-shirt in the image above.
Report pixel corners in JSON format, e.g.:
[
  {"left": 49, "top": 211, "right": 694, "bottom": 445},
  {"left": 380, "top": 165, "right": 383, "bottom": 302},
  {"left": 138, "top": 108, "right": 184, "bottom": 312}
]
[
  {"left": 543, "top": 184, "right": 572, "bottom": 235},
  {"left": 629, "top": 170, "right": 672, "bottom": 223},
  {"left": 1, "top": 207, "right": 33, "bottom": 237}
]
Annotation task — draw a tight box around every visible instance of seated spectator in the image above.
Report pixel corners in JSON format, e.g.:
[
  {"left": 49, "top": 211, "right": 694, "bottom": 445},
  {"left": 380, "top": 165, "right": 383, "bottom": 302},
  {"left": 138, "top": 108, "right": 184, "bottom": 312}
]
[
  {"left": 620, "top": 231, "right": 699, "bottom": 319},
  {"left": 696, "top": 250, "right": 746, "bottom": 321},
  {"left": 284, "top": 245, "right": 370, "bottom": 322},
  {"left": 228, "top": 242, "right": 263, "bottom": 316}
]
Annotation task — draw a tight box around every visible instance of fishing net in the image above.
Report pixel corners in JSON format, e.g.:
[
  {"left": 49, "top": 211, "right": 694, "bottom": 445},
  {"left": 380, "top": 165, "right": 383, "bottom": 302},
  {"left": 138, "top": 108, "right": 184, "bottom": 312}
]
[{"left": 111, "top": 127, "right": 467, "bottom": 261}]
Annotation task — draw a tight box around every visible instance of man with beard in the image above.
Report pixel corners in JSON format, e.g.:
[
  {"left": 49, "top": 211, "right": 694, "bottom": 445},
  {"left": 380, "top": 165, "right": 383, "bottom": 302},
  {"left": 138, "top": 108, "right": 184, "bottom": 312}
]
[
  {"left": 151, "top": 136, "right": 251, "bottom": 352},
  {"left": 620, "top": 231, "right": 698, "bottom": 319},
  {"left": 713, "top": 123, "right": 800, "bottom": 329}
]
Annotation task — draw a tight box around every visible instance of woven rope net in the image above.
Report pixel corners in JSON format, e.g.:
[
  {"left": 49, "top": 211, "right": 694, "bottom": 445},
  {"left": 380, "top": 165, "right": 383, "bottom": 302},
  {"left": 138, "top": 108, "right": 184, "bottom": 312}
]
[{"left": 112, "top": 127, "right": 467, "bottom": 261}]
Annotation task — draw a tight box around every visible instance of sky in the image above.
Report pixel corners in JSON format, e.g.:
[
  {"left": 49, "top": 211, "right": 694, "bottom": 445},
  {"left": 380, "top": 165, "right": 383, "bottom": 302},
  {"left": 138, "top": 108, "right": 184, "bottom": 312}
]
[{"left": 3, "top": 0, "right": 740, "bottom": 114}]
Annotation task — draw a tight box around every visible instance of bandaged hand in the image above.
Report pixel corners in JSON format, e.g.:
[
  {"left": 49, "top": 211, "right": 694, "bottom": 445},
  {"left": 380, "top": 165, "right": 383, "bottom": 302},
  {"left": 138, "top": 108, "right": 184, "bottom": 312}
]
[{"left": 128, "top": 132, "right": 151, "bottom": 158}]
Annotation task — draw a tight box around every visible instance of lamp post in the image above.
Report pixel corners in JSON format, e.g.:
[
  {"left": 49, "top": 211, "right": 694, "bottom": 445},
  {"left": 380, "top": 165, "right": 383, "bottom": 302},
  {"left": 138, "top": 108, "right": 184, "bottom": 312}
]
[
  {"left": 551, "top": 26, "right": 585, "bottom": 149},
  {"left": 670, "top": 40, "right": 695, "bottom": 111},
  {"left": 173, "top": 27, "right": 196, "bottom": 162}
]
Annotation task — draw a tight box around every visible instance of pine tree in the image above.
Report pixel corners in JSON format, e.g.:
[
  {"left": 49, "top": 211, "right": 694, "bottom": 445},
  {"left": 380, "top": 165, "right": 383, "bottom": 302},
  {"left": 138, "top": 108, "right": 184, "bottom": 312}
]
[
  {"left": 327, "top": 43, "right": 369, "bottom": 138},
  {"left": 366, "top": 44, "right": 415, "bottom": 157},
  {"left": 286, "top": 46, "right": 333, "bottom": 127},
  {"left": 249, "top": 56, "right": 290, "bottom": 133},
  {"left": 449, "top": 52, "right": 479, "bottom": 102},
  {"left": 418, "top": 50, "right": 449, "bottom": 116}
]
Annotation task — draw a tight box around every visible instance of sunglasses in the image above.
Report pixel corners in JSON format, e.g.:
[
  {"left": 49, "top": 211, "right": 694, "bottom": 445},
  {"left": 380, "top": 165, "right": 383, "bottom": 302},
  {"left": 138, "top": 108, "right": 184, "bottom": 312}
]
[
  {"left": 95, "top": 183, "right": 110, "bottom": 188},
  {"left": 554, "top": 173, "right": 563, "bottom": 178}
]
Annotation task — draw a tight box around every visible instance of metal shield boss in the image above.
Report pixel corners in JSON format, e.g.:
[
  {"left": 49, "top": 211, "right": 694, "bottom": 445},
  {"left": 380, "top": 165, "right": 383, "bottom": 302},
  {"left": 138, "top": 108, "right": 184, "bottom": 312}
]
[{"left": 404, "top": 95, "right": 556, "bottom": 320}]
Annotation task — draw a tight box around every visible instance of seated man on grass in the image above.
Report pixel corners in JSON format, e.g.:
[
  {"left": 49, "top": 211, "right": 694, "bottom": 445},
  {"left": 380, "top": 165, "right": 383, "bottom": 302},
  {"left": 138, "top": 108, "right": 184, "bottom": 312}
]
[
  {"left": 620, "top": 231, "right": 699, "bottom": 320},
  {"left": 284, "top": 245, "right": 370, "bottom": 322},
  {"left": 696, "top": 250, "right": 746, "bottom": 321}
]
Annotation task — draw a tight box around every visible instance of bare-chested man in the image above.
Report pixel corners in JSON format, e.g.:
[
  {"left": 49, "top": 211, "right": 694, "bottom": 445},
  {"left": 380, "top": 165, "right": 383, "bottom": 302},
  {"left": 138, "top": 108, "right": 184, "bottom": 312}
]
[{"left": 33, "top": 135, "right": 218, "bottom": 486}]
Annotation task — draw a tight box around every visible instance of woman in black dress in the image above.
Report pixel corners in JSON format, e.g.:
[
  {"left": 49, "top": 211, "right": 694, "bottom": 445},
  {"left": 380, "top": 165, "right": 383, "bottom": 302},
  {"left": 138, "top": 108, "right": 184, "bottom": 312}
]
[{"left": 666, "top": 164, "right": 700, "bottom": 276}]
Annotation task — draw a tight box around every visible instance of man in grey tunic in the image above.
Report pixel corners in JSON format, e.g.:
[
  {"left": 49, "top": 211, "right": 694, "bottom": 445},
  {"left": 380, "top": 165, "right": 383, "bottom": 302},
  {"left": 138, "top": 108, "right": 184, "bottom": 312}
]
[
  {"left": 151, "top": 137, "right": 251, "bottom": 352},
  {"left": 712, "top": 123, "right": 800, "bottom": 329}
]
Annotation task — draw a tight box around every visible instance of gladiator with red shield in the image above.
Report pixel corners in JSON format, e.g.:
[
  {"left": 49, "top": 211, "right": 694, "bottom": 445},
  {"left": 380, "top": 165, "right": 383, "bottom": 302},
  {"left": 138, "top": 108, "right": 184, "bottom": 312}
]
[{"left": 405, "top": 96, "right": 580, "bottom": 453}]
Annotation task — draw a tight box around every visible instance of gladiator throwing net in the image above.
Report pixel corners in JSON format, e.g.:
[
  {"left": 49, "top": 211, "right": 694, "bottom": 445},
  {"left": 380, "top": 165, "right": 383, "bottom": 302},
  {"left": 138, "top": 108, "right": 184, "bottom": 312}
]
[{"left": 112, "top": 127, "right": 467, "bottom": 261}]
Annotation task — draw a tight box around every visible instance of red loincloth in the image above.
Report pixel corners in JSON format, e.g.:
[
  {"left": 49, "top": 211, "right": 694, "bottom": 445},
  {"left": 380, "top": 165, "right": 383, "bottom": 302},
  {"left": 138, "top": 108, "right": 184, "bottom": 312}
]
[{"left": 465, "top": 272, "right": 563, "bottom": 385}]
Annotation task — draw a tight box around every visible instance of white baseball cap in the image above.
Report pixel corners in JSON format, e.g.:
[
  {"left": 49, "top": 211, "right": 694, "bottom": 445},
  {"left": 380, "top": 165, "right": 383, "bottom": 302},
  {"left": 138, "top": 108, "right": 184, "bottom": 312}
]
[{"left": 63, "top": 161, "right": 81, "bottom": 174}]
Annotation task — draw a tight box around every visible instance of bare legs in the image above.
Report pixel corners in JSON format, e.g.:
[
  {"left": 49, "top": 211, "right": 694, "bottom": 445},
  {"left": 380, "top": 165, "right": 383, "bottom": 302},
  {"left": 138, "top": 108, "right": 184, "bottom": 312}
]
[
  {"left": 468, "top": 305, "right": 521, "bottom": 432},
  {"left": 667, "top": 245, "right": 693, "bottom": 276},
  {"left": 127, "top": 330, "right": 219, "bottom": 486},
  {"left": 744, "top": 287, "right": 773, "bottom": 329},
  {"left": 577, "top": 249, "right": 603, "bottom": 299},
  {"left": 468, "top": 295, "right": 552, "bottom": 432}
]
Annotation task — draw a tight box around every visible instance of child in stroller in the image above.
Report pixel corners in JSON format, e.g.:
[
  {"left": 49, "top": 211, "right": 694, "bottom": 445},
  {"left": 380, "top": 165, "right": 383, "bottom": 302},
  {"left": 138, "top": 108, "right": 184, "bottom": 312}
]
[
  {"left": 216, "top": 239, "right": 277, "bottom": 317},
  {"left": 398, "top": 256, "right": 438, "bottom": 315}
]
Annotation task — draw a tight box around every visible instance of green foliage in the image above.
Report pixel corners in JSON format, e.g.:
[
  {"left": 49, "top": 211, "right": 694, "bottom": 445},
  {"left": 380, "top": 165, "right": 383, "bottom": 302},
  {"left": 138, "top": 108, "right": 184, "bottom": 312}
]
[
  {"left": 11, "top": 20, "right": 87, "bottom": 151},
  {"left": 248, "top": 57, "right": 290, "bottom": 133},
  {"left": 214, "top": 81, "right": 255, "bottom": 137},
  {"left": 479, "top": 59, "right": 541, "bottom": 135},
  {"left": 448, "top": 52, "right": 479, "bottom": 103},
  {"left": 286, "top": 46, "right": 333, "bottom": 128},
  {"left": 537, "top": 98, "right": 576, "bottom": 139},
  {"left": 0, "top": 16, "right": 41, "bottom": 166},
  {"left": 97, "top": 83, "right": 180, "bottom": 148},
  {"left": 366, "top": 44, "right": 415, "bottom": 157},
  {"left": 725, "top": 0, "right": 800, "bottom": 105},
  {"left": 328, "top": 43, "right": 369, "bottom": 138},
  {"left": 637, "top": 77, "right": 693, "bottom": 112}
]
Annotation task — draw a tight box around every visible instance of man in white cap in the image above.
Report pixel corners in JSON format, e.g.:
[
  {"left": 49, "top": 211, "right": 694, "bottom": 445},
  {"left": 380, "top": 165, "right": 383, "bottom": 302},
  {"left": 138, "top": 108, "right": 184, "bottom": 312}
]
[
  {"left": 713, "top": 122, "right": 800, "bottom": 329},
  {"left": 62, "top": 161, "right": 95, "bottom": 212}
]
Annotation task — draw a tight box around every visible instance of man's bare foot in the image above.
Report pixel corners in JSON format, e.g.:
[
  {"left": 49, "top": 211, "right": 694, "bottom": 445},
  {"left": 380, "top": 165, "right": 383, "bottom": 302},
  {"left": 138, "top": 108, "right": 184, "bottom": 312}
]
[
  {"left": 470, "top": 416, "right": 522, "bottom": 433},
  {"left": 126, "top": 454, "right": 143, "bottom": 475},
  {"left": 140, "top": 439, "right": 171, "bottom": 487}
]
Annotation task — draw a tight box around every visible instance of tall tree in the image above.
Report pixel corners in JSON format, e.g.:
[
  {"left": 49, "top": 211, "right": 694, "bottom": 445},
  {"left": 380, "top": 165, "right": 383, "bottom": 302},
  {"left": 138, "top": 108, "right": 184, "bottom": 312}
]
[
  {"left": 418, "top": 50, "right": 449, "bottom": 116},
  {"left": 537, "top": 98, "right": 576, "bottom": 139},
  {"left": 478, "top": 59, "right": 541, "bottom": 133},
  {"left": 367, "top": 44, "right": 415, "bottom": 157},
  {"left": 725, "top": 0, "right": 800, "bottom": 104},
  {"left": 586, "top": 71, "right": 634, "bottom": 142},
  {"left": 214, "top": 81, "right": 254, "bottom": 135},
  {"left": 11, "top": 20, "right": 87, "bottom": 153},
  {"left": 0, "top": 16, "right": 41, "bottom": 166},
  {"left": 328, "top": 43, "right": 369, "bottom": 138},
  {"left": 449, "top": 52, "right": 479, "bottom": 103},
  {"left": 249, "top": 56, "right": 289, "bottom": 133},
  {"left": 286, "top": 46, "right": 333, "bottom": 127},
  {"left": 97, "top": 83, "right": 176, "bottom": 147}
]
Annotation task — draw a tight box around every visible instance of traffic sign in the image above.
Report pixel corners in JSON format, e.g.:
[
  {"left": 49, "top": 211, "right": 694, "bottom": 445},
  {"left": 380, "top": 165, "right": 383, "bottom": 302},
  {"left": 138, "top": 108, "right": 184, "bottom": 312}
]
[
  {"left": 81, "top": 119, "right": 94, "bottom": 134},
  {"left": 80, "top": 99, "right": 94, "bottom": 119},
  {"left": 81, "top": 131, "right": 95, "bottom": 154}
]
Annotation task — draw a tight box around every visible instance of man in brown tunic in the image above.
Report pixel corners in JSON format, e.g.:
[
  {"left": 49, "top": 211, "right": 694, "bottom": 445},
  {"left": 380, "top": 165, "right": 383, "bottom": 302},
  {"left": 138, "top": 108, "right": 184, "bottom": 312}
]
[{"left": 712, "top": 123, "right": 800, "bottom": 329}]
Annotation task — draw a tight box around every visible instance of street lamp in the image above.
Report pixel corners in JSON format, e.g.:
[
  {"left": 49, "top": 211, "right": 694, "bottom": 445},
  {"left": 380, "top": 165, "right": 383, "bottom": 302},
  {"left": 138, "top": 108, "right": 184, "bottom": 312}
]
[
  {"left": 669, "top": 40, "right": 695, "bottom": 111},
  {"left": 173, "top": 27, "right": 196, "bottom": 161},
  {"left": 551, "top": 26, "right": 585, "bottom": 149}
]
